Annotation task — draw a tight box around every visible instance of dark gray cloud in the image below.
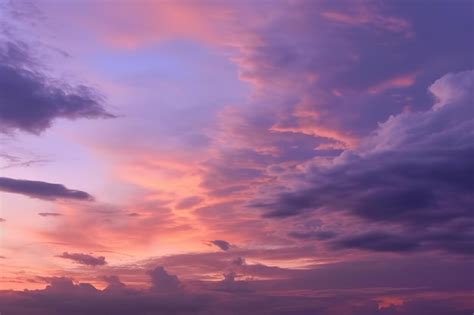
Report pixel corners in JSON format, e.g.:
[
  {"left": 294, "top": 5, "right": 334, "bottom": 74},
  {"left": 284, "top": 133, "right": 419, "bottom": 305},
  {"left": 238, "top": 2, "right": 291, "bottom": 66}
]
[
  {"left": 210, "top": 239, "right": 232, "bottom": 251},
  {"left": 0, "top": 177, "right": 93, "bottom": 200},
  {"left": 0, "top": 41, "right": 113, "bottom": 134},
  {"left": 58, "top": 252, "right": 106, "bottom": 266}
]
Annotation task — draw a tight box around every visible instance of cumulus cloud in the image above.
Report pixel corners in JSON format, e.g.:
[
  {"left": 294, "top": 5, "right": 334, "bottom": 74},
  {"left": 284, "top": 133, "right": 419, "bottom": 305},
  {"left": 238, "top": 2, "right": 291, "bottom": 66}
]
[
  {"left": 0, "top": 268, "right": 209, "bottom": 315},
  {"left": 58, "top": 252, "right": 106, "bottom": 266},
  {"left": 215, "top": 271, "right": 250, "bottom": 292},
  {"left": 1, "top": 262, "right": 471, "bottom": 315},
  {"left": 0, "top": 177, "right": 93, "bottom": 201},
  {"left": 0, "top": 41, "right": 113, "bottom": 134},
  {"left": 254, "top": 70, "right": 474, "bottom": 255},
  {"left": 148, "top": 266, "right": 183, "bottom": 293}
]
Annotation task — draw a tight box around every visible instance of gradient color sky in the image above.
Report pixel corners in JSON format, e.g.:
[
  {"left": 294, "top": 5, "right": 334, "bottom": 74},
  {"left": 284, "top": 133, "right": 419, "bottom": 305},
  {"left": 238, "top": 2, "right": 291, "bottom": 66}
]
[{"left": 0, "top": 1, "right": 473, "bottom": 314}]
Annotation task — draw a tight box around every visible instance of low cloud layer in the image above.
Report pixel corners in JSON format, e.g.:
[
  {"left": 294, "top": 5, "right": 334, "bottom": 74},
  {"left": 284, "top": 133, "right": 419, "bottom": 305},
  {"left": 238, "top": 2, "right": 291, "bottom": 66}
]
[{"left": 0, "top": 263, "right": 472, "bottom": 315}]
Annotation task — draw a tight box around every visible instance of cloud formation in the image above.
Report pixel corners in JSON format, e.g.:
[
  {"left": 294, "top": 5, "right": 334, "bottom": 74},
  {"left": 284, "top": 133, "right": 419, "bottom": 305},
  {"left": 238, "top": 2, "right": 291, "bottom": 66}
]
[
  {"left": 0, "top": 262, "right": 472, "bottom": 315},
  {"left": 58, "top": 252, "right": 106, "bottom": 266},
  {"left": 38, "top": 212, "right": 62, "bottom": 217},
  {"left": 0, "top": 41, "right": 113, "bottom": 134},
  {"left": 254, "top": 70, "right": 474, "bottom": 255},
  {"left": 210, "top": 240, "right": 232, "bottom": 251},
  {"left": 148, "top": 266, "right": 183, "bottom": 293},
  {"left": 0, "top": 177, "right": 93, "bottom": 200}
]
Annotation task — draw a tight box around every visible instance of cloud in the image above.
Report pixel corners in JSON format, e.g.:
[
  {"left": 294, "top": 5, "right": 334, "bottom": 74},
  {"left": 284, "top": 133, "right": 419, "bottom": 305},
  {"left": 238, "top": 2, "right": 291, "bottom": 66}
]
[
  {"left": 288, "top": 230, "right": 337, "bottom": 241},
  {"left": 0, "top": 269, "right": 209, "bottom": 315},
  {"left": 333, "top": 232, "right": 420, "bottom": 252},
  {"left": 38, "top": 212, "right": 63, "bottom": 217},
  {"left": 0, "top": 261, "right": 473, "bottom": 314},
  {"left": 148, "top": 266, "right": 183, "bottom": 293},
  {"left": 58, "top": 252, "right": 107, "bottom": 266},
  {"left": 0, "top": 177, "right": 93, "bottom": 200},
  {"left": 253, "top": 70, "right": 474, "bottom": 255},
  {"left": 0, "top": 40, "right": 113, "bottom": 134},
  {"left": 0, "top": 217, "right": 5, "bottom": 222},
  {"left": 215, "top": 271, "right": 250, "bottom": 292},
  {"left": 210, "top": 239, "right": 232, "bottom": 251}
]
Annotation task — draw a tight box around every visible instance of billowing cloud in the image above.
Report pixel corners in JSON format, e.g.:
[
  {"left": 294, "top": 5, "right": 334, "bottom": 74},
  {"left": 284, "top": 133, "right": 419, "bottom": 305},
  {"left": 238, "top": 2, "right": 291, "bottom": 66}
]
[
  {"left": 58, "top": 252, "right": 106, "bottom": 266},
  {"left": 0, "top": 177, "right": 93, "bottom": 200},
  {"left": 148, "top": 266, "right": 183, "bottom": 293},
  {"left": 253, "top": 70, "right": 474, "bottom": 255},
  {"left": 0, "top": 41, "right": 113, "bottom": 134}
]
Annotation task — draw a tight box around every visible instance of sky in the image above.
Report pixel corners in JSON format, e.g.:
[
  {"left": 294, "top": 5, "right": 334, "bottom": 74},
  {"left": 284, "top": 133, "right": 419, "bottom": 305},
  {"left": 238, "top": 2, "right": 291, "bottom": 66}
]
[{"left": 0, "top": 0, "right": 473, "bottom": 314}]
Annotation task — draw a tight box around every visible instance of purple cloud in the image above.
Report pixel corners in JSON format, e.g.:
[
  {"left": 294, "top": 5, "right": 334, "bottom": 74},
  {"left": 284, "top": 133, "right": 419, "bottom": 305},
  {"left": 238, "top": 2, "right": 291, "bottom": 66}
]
[
  {"left": 253, "top": 70, "right": 474, "bottom": 256},
  {"left": 58, "top": 252, "right": 106, "bottom": 266},
  {"left": 0, "top": 177, "right": 93, "bottom": 201},
  {"left": 148, "top": 266, "right": 183, "bottom": 294},
  {"left": 0, "top": 40, "right": 113, "bottom": 135},
  {"left": 210, "top": 240, "right": 232, "bottom": 251}
]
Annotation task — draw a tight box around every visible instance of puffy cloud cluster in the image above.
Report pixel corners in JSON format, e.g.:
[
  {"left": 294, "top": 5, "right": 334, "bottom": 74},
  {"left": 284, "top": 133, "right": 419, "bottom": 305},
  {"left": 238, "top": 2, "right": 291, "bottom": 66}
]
[{"left": 0, "top": 262, "right": 472, "bottom": 315}]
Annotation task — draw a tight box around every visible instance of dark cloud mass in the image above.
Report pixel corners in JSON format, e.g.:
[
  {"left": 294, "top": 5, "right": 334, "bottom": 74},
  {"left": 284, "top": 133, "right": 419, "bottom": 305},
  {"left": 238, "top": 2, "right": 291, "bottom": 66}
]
[
  {"left": 0, "top": 41, "right": 113, "bottom": 134},
  {"left": 256, "top": 70, "right": 474, "bottom": 255},
  {"left": 58, "top": 252, "right": 106, "bottom": 266},
  {"left": 334, "top": 232, "right": 420, "bottom": 252},
  {"left": 0, "top": 177, "right": 93, "bottom": 200}
]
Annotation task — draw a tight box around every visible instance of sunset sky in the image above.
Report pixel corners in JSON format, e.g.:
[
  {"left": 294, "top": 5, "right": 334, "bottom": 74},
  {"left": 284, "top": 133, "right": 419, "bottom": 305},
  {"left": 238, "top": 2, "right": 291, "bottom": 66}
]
[{"left": 0, "top": 0, "right": 473, "bottom": 314}]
